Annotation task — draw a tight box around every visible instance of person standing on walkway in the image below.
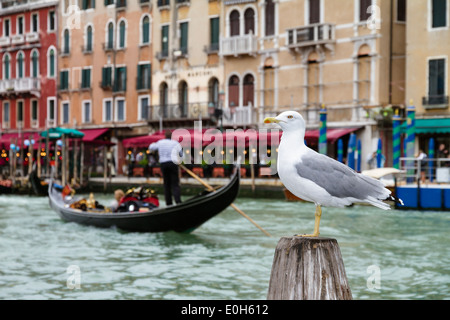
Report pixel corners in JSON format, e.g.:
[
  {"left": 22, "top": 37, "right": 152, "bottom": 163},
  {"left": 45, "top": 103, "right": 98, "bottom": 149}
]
[{"left": 149, "top": 130, "right": 183, "bottom": 206}]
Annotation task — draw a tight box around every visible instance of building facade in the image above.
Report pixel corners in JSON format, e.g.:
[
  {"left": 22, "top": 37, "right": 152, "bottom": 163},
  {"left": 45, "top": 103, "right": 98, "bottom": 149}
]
[
  {"left": 406, "top": 0, "right": 450, "bottom": 151},
  {"left": 0, "top": 0, "right": 58, "bottom": 139},
  {"left": 58, "top": 0, "right": 153, "bottom": 174}
]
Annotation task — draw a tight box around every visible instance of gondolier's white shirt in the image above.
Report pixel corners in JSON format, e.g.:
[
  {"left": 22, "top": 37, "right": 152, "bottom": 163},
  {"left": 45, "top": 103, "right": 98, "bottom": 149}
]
[{"left": 149, "top": 139, "right": 182, "bottom": 164}]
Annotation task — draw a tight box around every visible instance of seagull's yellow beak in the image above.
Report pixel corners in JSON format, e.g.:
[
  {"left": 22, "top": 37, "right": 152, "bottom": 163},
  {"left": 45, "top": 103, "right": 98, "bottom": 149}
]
[{"left": 264, "top": 117, "right": 280, "bottom": 124}]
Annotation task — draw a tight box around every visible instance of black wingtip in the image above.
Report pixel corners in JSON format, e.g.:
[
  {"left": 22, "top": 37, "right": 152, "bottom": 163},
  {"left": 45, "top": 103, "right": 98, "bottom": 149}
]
[{"left": 388, "top": 195, "right": 404, "bottom": 206}]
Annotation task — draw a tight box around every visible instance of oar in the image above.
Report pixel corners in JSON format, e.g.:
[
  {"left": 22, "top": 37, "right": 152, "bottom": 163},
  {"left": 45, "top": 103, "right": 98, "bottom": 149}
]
[{"left": 180, "top": 164, "right": 272, "bottom": 237}]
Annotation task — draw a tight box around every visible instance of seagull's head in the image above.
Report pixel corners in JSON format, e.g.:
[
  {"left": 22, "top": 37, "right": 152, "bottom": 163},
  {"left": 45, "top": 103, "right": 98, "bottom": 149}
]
[{"left": 264, "top": 111, "right": 306, "bottom": 133}]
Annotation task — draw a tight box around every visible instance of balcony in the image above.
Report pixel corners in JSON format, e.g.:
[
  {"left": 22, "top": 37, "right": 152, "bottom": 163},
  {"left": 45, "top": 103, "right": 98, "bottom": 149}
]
[
  {"left": 220, "top": 34, "right": 258, "bottom": 57},
  {"left": 149, "top": 103, "right": 209, "bottom": 122},
  {"left": 0, "top": 37, "right": 11, "bottom": 47},
  {"left": 11, "top": 34, "right": 25, "bottom": 45},
  {"left": 25, "top": 32, "right": 39, "bottom": 43},
  {"left": 222, "top": 106, "right": 257, "bottom": 126},
  {"left": 423, "top": 95, "right": 449, "bottom": 110},
  {"left": 286, "top": 23, "right": 335, "bottom": 50},
  {"left": 0, "top": 78, "right": 40, "bottom": 96}
]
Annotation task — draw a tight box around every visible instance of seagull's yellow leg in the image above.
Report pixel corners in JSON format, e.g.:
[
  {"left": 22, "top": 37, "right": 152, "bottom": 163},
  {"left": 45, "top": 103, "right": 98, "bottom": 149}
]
[{"left": 299, "top": 205, "right": 322, "bottom": 237}]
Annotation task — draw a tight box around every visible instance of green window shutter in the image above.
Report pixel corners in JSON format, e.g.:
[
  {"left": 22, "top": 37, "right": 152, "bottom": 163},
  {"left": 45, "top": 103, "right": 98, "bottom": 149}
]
[
  {"left": 180, "top": 22, "right": 188, "bottom": 54},
  {"left": 143, "top": 17, "right": 150, "bottom": 43},
  {"left": 162, "top": 25, "right": 169, "bottom": 55},
  {"left": 137, "top": 65, "right": 142, "bottom": 90},
  {"left": 210, "top": 18, "right": 219, "bottom": 48},
  {"left": 120, "top": 22, "right": 126, "bottom": 48},
  {"left": 122, "top": 67, "right": 127, "bottom": 91},
  {"left": 87, "top": 69, "right": 91, "bottom": 88}
]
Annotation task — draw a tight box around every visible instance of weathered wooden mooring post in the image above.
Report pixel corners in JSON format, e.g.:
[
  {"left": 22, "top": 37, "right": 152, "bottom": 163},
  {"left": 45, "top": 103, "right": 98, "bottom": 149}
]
[{"left": 267, "top": 237, "right": 352, "bottom": 300}]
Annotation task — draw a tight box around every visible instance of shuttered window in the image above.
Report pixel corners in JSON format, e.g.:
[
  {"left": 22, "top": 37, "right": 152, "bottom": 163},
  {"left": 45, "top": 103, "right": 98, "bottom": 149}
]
[
  {"left": 102, "top": 66, "right": 112, "bottom": 88},
  {"left": 432, "top": 0, "right": 447, "bottom": 28},
  {"left": 60, "top": 70, "right": 69, "bottom": 90},
  {"left": 360, "top": 0, "right": 372, "bottom": 21},
  {"left": 137, "top": 64, "right": 151, "bottom": 90},
  {"left": 210, "top": 17, "right": 219, "bottom": 51},
  {"left": 265, "top": 0, "right": 275, "bottom": 36},
  {"left": 244, "top": 9, "right": 255, "bottom": 34},
  {"left": 230, "top": 10, "right": 240, "bottom": 36},
  {"left": 180, "top": 22, "right": 188, "bottom": 54},
  {"left": 81, "top": 68, "right": 91, "bottom": 89},
  {"left": 161, "top": 25, "right": 169, "bottom": 56},
  {"left": 309, "top": 0, "right": 321, "bottom": 24}
]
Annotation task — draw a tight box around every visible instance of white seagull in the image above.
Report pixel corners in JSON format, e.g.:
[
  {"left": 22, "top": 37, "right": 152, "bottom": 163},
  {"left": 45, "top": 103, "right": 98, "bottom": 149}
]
[{"left": 264, "top": 111, "right": 403, "bottom": 237}]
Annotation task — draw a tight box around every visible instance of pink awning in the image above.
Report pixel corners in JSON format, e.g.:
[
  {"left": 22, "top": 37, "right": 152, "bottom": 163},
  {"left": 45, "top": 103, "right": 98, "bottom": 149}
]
[
  {"left": 80, "top": 128, "right": 110, "bottom": 142},
  {"left": 0, "top": 132, "right": 41, "bottom": 150},
  {"left": 305, "top": 127, "right": 361, "bottom": 144}
]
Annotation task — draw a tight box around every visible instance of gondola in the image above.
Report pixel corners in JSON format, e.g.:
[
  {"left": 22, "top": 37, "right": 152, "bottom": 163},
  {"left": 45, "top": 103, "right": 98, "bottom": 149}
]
[
  {"left": 48, "top": 166, "right": 240, "bottom": 233},
  {"left": 29, "top": 170, "right": 49, "bottom": 196},
  {"left": 0, "top": 179, "right": 13, "bottom": 194}
]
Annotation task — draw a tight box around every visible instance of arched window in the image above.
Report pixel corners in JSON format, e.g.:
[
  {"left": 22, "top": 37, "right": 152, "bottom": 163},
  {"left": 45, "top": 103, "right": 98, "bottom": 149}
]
[
  {"left": 31, "top": 50, "right": 39, "bottom": 78},
  {"left": 3, "top": 54, "right": 11, "bottom": 80},
  {"left": 107, "top": 22, "right": 114, "bottom": 49},
  {"left": 244, "top": 8, "right": 255, "bottom": 35},
  {"left": 142, "top": 15, "right": 150, "bottom": 44},
  {"left": 86, "top": 25, "right": 93, "bottom": 51},
  {"left": 243, "top": 74, "right": 254, "bottom": 107},
  {"left": 17, "top": 52, "right": 24, "bottom": 78},
  {"left": 178, "top": 81, "right": 188, "bottom": 117},
  {"left": 265, "top": 0, "right": 275, "bottom": 36},
  {"left": 230, "top": 10, "right": 240, "bottom": 36},
  {"left": 228, "top": 75, "right": 240, "bottom": 107},
  {"left": 208, "top": 77, "right": 220, "bottom": 108},
  {"left": 48, "top": 47, "right": 55, "bottom": 77},
  {"left": 119, "top": 20, "right": 126, "bottom": 48},
  {"left": 63, "top": 29, "right": 70, "bottom": 54}
]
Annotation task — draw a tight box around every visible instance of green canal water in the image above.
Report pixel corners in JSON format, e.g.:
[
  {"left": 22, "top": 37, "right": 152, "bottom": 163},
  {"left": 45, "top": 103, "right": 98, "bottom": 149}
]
[{"left": 0, "top": 194, "right": 448, "bottom": 300}]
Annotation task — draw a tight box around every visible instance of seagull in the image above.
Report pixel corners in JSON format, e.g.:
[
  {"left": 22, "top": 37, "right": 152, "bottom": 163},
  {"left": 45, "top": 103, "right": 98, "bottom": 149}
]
[{"left": 264, "top": 111, "right": 403, "bottom": 237}]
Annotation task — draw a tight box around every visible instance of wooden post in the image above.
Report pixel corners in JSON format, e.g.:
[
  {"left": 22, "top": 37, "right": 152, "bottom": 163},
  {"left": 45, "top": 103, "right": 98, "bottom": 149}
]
[
  {"left": 267, "top": 237, "right": 352, "bottom": 300},
  {"left": 80, "top": 142, "right": 85, "bottom": 185},
  {"left": 37, "top": 140, "right": 41, "bottom": 178}
]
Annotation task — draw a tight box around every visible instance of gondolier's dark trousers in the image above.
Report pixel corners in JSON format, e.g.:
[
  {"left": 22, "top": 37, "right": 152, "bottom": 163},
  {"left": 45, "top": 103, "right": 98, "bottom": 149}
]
[{"left": 160, "top": 162, "right": 182, "bottom": 206}]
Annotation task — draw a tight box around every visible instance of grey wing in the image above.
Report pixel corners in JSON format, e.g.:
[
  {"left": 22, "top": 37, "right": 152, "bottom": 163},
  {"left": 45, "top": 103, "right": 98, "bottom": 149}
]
[{"left": 295, "top": 151, "right": 390, "bottom": 201}]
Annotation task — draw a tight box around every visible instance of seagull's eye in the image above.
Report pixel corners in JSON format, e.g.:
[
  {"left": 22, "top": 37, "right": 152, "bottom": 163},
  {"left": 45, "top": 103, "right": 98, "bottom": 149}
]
[{"left": 287, "top": 115, "right": 294, "bottom": 119}]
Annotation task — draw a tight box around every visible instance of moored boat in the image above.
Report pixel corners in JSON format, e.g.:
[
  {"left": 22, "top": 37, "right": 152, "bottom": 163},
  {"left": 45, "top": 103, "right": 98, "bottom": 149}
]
[{"left": 48, "top": 166, "right": 240, "bottom": 233}]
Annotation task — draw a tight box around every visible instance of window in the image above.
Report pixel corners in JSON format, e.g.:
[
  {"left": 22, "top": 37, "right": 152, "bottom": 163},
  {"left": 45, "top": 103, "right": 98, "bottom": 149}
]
[
  {"left": 48, "top": 48, "right": 55, "bottom": 77},
  {"left": 103, "top": 99, "right": 112, "bottom": 122},
  {"left": 60, "top": 70, "right": 69, "bottom": 90},
  {"left": 17, "top": 52, "right": 24, "bottom": 78},
  {"left": 86, "top": 25, "right": 93, "bottom": 52},
  {"left": 17, "top": 101, "right": 24, "bottom": 125},
  {"left": 17, "top": 16, "right": 24, "bottom": 35},
  {"left": 107, "top": 22, "right": 114, "bottom": 49},
  {"left": 265, "top": 0, "right": 275, "bottom": 36},
  {"left": 101, "top": 66, "right": 113, "bottom": 88},
  {"left": 48, "top": 11, "right": 56, "bottom": 31},
  {"left": 3, "top": 54, "right": 11, "bottom": 79},
  {"left": 161, "top": 25, "right": 169, "bottom": 57},
  {"left": 137, "top": 63, "right": 151, "bottom": 90},
  {"left": 116, "top": 99, "right": 125, "bottom": 122},
  {"left": 63, "top": 29, "right": 70, "bottom": 54},
  {"left": 83, "top": 101, "right": 91, "bottom": 123},
  {"left": 230, "top": 10, "right": 240, "bottom": 36},
  {"left": 105, "top": 0, "right": 114, "bottom": 5},
  {"left": 210, "top": 17, "right": 219, "bottom": 51},
  {"left": 31, "top": 100, "right": 38, "bottom": 126},
  {"left": 360, "top": 0, "right": 372, "bottom": 22},
  {"left": 3, "top": 102, "right": 10, "bottom": 126},
  {"left": 309, "top": 0, "right": 321, "bottom": 24},
  {"left": 48, "top": 98, "right": 56, "bottom": 126},
  {"left": 31, "top": 50, "right": 39, "bottom": 78},
  {"left": 178, "top": 81, "right": 188, "bottom": 117},
  {"left": 208, "top": 77, "right": 219, "bottom": 107},
  {"left": 397, "top": 0, "right": 406, "bottom": 22},
  {"left": 3, "top": 19, "right": 10, "bottom": 37},
  {"left": 82, "top": 0, "right": 95, "bottom": 10},
  {"left": 81, "top": 68, "right": 91, "bottom": 89},
  {"left": 142, "top": 15, "right": 150, "bottom": 44},
  {"left": 160, "top": 82, "right": 169, "bottom": 117},
  {"left": 139, "top": 96, "right": 149, "bottom": 121},
  {"left": 428, "top": 58, "right": 446, "bottom": 104},
  {"left": 157, "top": 0, "right": 170, "bottom": 7},
  {"left": 228, "top": 75, "right": 240, "bottom": 107},
  {"left": 244, "top": 9, "right": 255, "bottom": 35},
  {"left": 243, "top": 74, "right": 255, "bottom": 107},
  {"left": 119, "top": 20, "right": 126, "bottom": 49},
  {"left": 31, "top": 13, "right": 39, "bottom": 33},
  {"left": 114, "top": 66, "right": 127, "bottom": 92},
  {"left": 431, "top": 0, "right": 447, "bottom": 28},
  {"left": 116, "top": 0, "right": 127, "bottom": 8},
  {"left": 179, "top": 22, "right": 188, "bottom": 54},
  {"left": 62, "top": 102, "right": 70, "bottom": 125}
]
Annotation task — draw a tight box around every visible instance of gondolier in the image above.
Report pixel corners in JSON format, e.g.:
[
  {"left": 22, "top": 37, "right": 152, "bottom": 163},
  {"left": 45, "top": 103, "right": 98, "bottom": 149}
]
[{"left": 149, "top": 130, "right": 183, "bottom": 206}]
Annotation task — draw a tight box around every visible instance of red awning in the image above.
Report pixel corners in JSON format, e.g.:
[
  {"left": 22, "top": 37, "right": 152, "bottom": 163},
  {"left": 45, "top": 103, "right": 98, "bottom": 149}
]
[
  {"left": 305, "top": 128, "right": 361, "bottom": 144},
  {"left": 80, "top": 128, "right": 110, "bottom": 142},
  {"left": 0, "top": 132, "right": 41, "bottom": 150},
  {"left": 122, "top": 133, "right": 165, "bottom": 149}
]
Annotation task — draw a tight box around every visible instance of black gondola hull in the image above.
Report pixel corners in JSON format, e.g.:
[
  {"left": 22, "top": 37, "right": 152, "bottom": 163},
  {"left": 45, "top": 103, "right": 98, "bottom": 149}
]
[{"left": 49, "top": 169, "right": 240, "bottom": 233}]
